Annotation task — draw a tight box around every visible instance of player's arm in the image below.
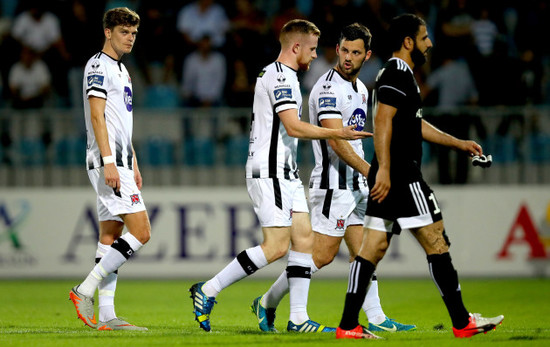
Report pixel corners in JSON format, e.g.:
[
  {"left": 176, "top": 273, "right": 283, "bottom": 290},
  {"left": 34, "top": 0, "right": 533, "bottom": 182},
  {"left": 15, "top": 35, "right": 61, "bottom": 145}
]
[
  {"left": 421, "top": 119, "right": 482, "bottom": 157},
  {"left": 321, "top": 118, "right": 370, "bottom": 178},
  {"left": 132, "top": 145, "right": 142, "bottom": 190},
  {"left": 370, "top": 102, "right": 396, "bottom": 203},
  {"left": 89, "top": 96, "right": 120, "bottom": 192},
  {"left": 278, "top": 108, "right": 372, "bottom": 140}
]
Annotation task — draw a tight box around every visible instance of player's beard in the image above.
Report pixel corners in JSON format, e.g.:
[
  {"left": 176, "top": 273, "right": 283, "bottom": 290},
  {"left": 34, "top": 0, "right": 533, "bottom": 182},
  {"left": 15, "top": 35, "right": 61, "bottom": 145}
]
[
  {"left": 411, "top": 44, "right": 428, "bottom": 67},
  {"left": 338, "top": 60, "right": 361, "bottom": 79}
]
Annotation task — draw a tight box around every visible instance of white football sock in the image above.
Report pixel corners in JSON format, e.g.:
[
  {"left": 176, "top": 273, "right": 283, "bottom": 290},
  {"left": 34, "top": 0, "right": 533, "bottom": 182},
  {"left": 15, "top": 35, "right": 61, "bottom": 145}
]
[
  {"left": 363, "top": 276, "right": 386, "bottom": 324},
  {"left": 203, "top": 246, "right": 268, "bottom": 297},
  {"left": 263, "top": 255, "right": 319, "bottom": 309},
  {"left": 288, "top": 250, "right": 312, "bottom": 324},
  {"left": 79, "top": 233, "right": 142, "bottom": 297},
  {"left": 96, "top": 242, "right": 117, "bottom": 322}
]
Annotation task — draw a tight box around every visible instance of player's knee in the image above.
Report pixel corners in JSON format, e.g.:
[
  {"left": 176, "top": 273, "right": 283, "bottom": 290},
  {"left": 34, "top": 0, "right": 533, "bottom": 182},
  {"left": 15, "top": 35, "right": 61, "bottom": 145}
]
[
  {"left": 261, "top": 242, "right": 289, "bottom": 262},
  {"left": 135, "top": 226, "right": 151, "bottom": 244}
]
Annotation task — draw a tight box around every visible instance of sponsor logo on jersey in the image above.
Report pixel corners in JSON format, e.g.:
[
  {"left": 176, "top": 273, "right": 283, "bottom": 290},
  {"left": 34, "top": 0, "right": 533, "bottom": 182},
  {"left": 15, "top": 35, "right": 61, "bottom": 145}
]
[
  {"left": 274, "top": 88, "right": 292, "bottom": 100},
  {"left": 416, "top": 108, "right": 423, "bottom": 118},
  {"left": 130, "top": 194, "right": 141, "bottom": 205},
  {"left": 348, "top": 108, "right": 367, "bottom": 131},
  {"left": 87, "top": 74, "right": 104, "bottom": 87},
  {"left": 322, "top": 82, "right": 331, "bottom": 90},
  {"left": 277, "top": 73, "right": 286, "bottom": 83},
  {"left": 124, "top": 86, "right": 133, "bottom": 111},
  {"left": 319, "top": 97, "right": 336, "bottom": 108},
  {"left": 91, "top": 60, "right": 100, "bottom": 70}
]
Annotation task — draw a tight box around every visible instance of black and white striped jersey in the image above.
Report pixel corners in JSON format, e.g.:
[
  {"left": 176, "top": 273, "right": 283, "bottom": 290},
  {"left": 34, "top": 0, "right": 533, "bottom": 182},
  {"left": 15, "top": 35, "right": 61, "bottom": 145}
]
[
  {"left": 246, "top": 61, "right": 302, "bottom": 180},
  {"left": 370, "top": 57, "right": 424, "bottom": 183},
  {"left": 83, "top": 51, "right": 134, "bottom": 170},
  {"left": 309, "top": 69, "right": 369, "bottom": 190}
]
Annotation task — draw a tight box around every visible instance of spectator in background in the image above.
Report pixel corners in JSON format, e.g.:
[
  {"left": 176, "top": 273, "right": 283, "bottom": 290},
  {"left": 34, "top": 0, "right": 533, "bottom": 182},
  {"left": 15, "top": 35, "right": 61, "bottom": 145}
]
[
  {"left": 177, "top": 0, "right": 229, "bottom": 51},
  {"left": 135, "top": 1, "right": 178, "bottom": 86},
  {"left": 226, "top": 0, "right": 268, "bottom": 86},
  {"left": 436, "top": 0, "right": 475, "bottom": 67},
  {"left": 226, "top": 59, "right": 254, "bottom": 107},
  {"left": 8, "top": 46, "right": 51, "bottom": 109},
  {"left": 11, "top": 0, "right": 71, "bottom": 106},
  {"left": 470, "top": 4, "right": 499, "bottom": 58},
  {"left": 310, "top": 0, "right": 358, "bottom": 46},
  {"left": 63, "top": 0, "right": 105, "bottom": 109},
  {"left": 424, "top": 50, "right": 479, "bottom": 184},
  {"left": 181, "top": 35, "right": 226, "bottom": 107}
]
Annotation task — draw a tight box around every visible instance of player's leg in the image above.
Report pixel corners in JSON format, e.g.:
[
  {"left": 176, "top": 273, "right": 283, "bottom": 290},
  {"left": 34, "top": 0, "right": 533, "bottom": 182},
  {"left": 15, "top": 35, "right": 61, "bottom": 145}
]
[
  {"left": 203, "top": 225, "right": 288, "bottom": 299},
  {"left": 96, "top": 220, "right": 124, "bottom": 324},
  {"left": 193, "top": 178, "right": 291, "bottom": 331},
  {"left": 286, "top": 211, "right": 315, "bottom": 328},
  {"left": 409, "top": 178, "right": 502, "bottom": 338},
  {"left": 344, "top": 226, "right": 385, "bottom": 324},
  {"left": 344, "top": 226, "right": 415, "bottom": 331},
  {"left": 193, "top": 225, "right": 288, "bottom": 331},
  {"left": 338, "top": 227, "right": 388, "bottom": 331},
  {"left": 254, "top": 229, "right": 341, "bottom": 332},
  {"left": 71, "top": 167, "right": 149, "bottom": 329}
]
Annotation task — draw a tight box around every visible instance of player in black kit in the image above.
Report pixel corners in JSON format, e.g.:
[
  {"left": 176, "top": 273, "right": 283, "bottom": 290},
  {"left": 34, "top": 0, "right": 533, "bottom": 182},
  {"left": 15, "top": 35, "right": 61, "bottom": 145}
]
[{"left": 335, "top": 14, "right": 504, "bottom": 340}]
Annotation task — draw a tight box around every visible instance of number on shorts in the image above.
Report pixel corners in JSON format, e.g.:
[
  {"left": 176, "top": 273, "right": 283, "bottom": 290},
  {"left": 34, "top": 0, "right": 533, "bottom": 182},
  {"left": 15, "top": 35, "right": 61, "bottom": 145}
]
[{"left": 429, "top": 193, "right": 441, "bottom": 215}]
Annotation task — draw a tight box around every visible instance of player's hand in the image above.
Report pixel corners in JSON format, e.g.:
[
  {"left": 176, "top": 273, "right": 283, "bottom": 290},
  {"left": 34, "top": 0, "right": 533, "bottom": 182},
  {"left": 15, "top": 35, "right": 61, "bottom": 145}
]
[
  {"left": 104, "top": 163, "right": 120, "bottom": 193},
  {"left": 459, "top": 140, "right": 482, "bottom": 157},
  {"left": 340, "top": 124, "right": 373, "bottom": 140},
  {"left": 370, "top": 168, "right": 391, "bottom": 203},
  {"left": 134, "top": 165, "right": 143, "bottom": 190}
]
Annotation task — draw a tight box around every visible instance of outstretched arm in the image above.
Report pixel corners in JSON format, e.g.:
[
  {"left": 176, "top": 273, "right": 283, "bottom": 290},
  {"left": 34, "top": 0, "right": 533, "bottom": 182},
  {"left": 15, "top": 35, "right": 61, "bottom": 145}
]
[
  {"left": 421, "top": 119, "right": 482, "bottom": 156},
  {"left": 279, "top": 108, "right": 372, "bottom": 140}
]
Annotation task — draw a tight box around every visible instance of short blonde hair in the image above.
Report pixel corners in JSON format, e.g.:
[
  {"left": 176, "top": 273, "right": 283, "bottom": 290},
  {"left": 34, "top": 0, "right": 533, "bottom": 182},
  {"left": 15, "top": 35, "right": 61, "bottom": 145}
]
[{"left": 279, "top": 19, "right": 320, "bottom": 46}]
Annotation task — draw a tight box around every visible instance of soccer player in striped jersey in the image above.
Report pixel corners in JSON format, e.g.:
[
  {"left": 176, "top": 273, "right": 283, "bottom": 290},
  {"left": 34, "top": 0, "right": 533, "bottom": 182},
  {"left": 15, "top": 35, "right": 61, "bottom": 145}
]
[
  {"left": 252, "top": 23, "right": 415, "bottom": 337},
  {"left": 336, "top": 14, "right": 503, "bottom": 339},
  {"left": 69, "top": 7, "right": 149, "bottom": 331},
  {"left": 189, "top": 19, "right": 371, "bottom": 333}
]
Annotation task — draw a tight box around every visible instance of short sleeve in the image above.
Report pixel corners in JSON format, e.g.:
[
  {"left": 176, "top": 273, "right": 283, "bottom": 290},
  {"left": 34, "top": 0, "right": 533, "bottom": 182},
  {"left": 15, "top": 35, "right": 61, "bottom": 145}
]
[
  {"left": 376, "top": 67, "right": 409, "bottom": 109},
  {"left": 269, "top": 71, "right": 298, "bottom": 114},
  {"left": 85, "top": 59, "right": 107, "bottom": 99},
  {"left": 311, "top": 80, "right": 342, "bottom": 122}
]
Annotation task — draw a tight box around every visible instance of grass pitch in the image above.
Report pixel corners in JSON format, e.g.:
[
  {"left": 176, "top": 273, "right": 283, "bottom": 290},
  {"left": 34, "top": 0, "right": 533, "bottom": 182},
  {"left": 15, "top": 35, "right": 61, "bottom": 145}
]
[{"left": 0, "top": 278, "right": 549, "bottom": 346}]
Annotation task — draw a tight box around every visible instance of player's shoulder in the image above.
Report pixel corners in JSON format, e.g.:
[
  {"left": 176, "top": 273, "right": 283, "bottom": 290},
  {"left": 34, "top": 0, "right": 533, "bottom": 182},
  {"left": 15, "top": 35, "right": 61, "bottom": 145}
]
[
  {"left": 377, "top": 58, "right": 412, "bottom": 85},
  {"left": 85, "top": 52, "right": 114, "bottom": 73},
  {"left": 311, "top": 69, "right": 341, "bottom": 96},
  {"left": 260, "top": 62, "right": 298, "bottom": 94}
]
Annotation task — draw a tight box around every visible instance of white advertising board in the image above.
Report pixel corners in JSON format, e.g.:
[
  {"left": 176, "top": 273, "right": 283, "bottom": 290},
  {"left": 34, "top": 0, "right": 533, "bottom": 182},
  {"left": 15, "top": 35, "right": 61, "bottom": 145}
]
[{"left": 0, "top": 186, "right": 549, "bottom": 278}]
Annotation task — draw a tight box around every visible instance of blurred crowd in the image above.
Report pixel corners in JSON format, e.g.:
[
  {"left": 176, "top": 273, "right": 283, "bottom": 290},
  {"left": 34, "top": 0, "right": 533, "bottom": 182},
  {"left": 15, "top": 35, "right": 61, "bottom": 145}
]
[{"left": 0, "top": 0, "right": 549, "bottom": 110}]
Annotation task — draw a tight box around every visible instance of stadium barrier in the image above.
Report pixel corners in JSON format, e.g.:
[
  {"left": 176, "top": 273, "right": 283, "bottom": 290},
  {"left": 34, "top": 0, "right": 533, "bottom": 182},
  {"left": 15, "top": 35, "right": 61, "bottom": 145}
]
[
  {"left": 0, "top": 186, "right": 548, "bottom": 279},
  {"left": 0, "top": 105, "right": 549, "bottom": 186}
]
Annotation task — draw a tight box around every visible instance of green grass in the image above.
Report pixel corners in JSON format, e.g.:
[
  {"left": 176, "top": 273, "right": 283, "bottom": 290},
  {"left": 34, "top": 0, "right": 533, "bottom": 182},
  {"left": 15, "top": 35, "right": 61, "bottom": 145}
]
[{"left": 0, "top": 278, "right": 549, "bottom": 346}]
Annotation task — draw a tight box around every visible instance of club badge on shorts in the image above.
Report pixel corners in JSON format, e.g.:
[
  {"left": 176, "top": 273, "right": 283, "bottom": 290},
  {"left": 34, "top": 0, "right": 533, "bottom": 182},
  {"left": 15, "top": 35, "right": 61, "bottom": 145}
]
[
  {"left": 130, "top": 194, "right": 141, "bottom": 205},
  {"left": 336, "top": 219, "right": 345, "bottom": 230}
]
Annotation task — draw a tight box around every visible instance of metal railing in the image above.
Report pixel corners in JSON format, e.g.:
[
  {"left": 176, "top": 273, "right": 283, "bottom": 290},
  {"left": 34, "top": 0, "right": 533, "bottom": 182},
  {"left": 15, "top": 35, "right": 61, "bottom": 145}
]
[{"left": 0, "top": 105, "right": 549, "bottom": 187}]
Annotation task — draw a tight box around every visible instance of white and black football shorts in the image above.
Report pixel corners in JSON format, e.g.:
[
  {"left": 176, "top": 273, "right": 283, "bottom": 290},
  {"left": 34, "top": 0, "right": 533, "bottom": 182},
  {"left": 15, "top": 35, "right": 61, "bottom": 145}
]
[
  {"left": 246, "top": 177, "right": 308, "bottom": 227},
  {"left": 88, "top": 166, "right": 146, "bottom": 222},
  {"left": 309, "top": 187, "right": 368, "bottom": 237}
]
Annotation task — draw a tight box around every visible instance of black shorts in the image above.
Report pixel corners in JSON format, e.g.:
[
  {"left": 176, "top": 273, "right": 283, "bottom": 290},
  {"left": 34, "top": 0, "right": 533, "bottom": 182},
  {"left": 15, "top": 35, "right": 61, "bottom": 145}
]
[{"left": 365, "top": 178, "right": 443, "bottom": 233}]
